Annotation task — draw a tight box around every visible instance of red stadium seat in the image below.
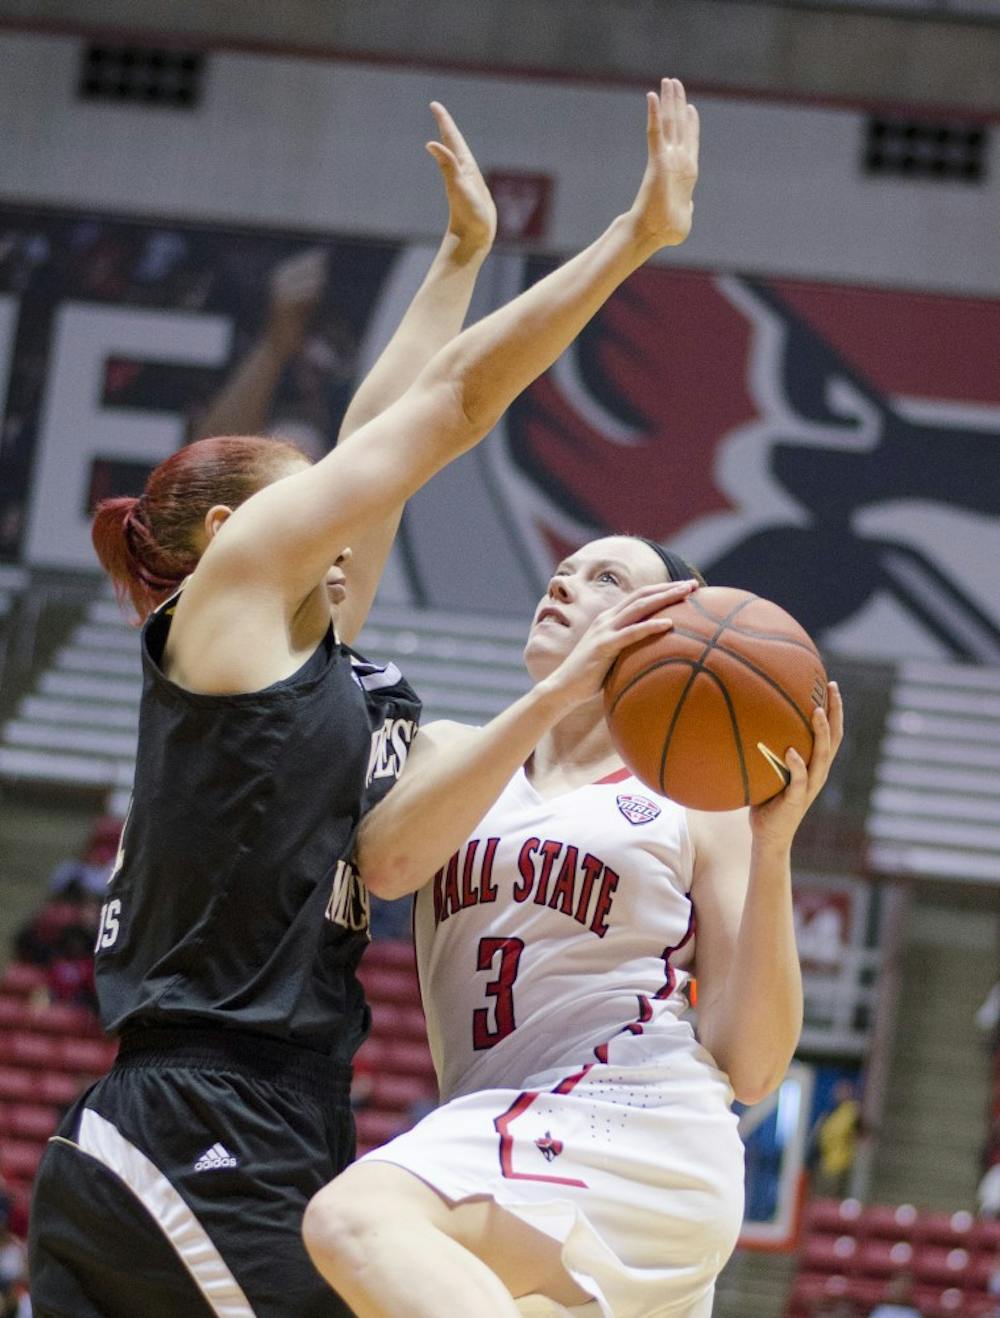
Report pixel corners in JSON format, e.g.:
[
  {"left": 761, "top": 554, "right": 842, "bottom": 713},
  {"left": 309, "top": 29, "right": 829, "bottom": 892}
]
[
  {"left": 800, "top": 1232, "right": 859, "bottom": 1273},
  {"left": 37, "top": 1069, "right": 84, "bottom": 1106},
  {"left": 31, "top": 1003, "right": 103, "bottom": 1037},
  {"left": 5, "top": 1104, "right": 59, "bottom": 1141},
  {"left": 379, "top": 1039, "right": 436, "bottom": 1080},
  {"left": 911, "top": 1244, "right": 971, "bottom": 1287},
  {"left": 912, "top": 1283, "right": 996, "bottom": 1317},
  {"left": 0, "top": 997, "right": 32, "bottom": 1029},
  {"left": 0, "top": 1067, "right": 35, "bottom": 1102},
  {"left": 855, "top": 1237, "right": 914, "bottom": 1277},
  {"left": 370, "top": 1071, "right": 435, "bottom": 1114},
  {"left": 803, "top": 1196, "right": 865, "bottom": 1236},
  {"left": 56, "top": 1036, "right": 117, "bottom": 1074},
  {"left": 915, "top": 1209, "right": 976, "bottom": 1247},
  {"left": 2, "top": 1032, "right": 60, "bottom": 1070},
  {"left": 362, "top": 940, "right": 417, "bottom": 972},
  {"left": 0, "top": 963, "right": 48, "bottom": 998},
  {"left": 370, "top": 1003, "right": 427, "bottom": 1041},
  {"left": 0, "top": 1138, "right": 45, "bottom": 1181},
  {"left": 786, "top": 1270, "right": 848, "bottom": 1313},
  {"left": 971, "top": 1218, "right": 1000, "bottom": 1252},
  {"left": 860, "top": 1201, "right": 919, "bottom": 1239},
  {"left": 358, "top": 965, "right": 420, "bottom": 1008},
  {"left": 967, "top": 1251, "right": 1000, "bottom": 1290},
  {"left": 353, "top": 1037, "right": 384, "bottom": 1069},
  {"left": 354, "top": 1107, "right": 405, "bottom": 1149}
]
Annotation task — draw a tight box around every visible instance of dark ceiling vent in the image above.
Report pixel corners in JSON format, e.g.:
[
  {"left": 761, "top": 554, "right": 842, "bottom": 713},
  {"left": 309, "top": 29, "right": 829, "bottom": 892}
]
[
  {"left": 864, "top": 115, "right": 988, "bottom": 182},
  {"left": 78, "top": 44, "right": 204, "bottom": 109}
]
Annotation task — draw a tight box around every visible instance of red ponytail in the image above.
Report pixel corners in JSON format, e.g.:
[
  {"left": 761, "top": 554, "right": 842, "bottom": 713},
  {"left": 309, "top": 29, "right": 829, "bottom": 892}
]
[{"left": 91, "top": 435, "right": 309, "bottom": 623}]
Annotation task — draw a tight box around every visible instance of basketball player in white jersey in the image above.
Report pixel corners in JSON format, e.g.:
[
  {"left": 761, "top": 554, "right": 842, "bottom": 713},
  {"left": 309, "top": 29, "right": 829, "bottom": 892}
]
[
  {"left": 304, "top": 532, "right": 843, "bottom": 1318},
  {"left": 303, "top": 81, "right": 843, "bottom": 1318}
]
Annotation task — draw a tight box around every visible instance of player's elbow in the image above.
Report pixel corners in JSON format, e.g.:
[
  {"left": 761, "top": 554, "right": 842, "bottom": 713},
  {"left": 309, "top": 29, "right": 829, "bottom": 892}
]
[
  {"left": 731, "top": 1073, "right": 782, "bottom": 1108},
  {"left": 425, "top": 341, "right": 504, "bottom": 438},
  {"left": 356, "top": 836, "right": 421, "bottom": 902}
]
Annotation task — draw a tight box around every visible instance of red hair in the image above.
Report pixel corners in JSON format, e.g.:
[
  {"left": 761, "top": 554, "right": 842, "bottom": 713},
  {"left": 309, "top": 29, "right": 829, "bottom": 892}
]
[{"left": 91, "top": 435, "right": 309, "bottom": 623}]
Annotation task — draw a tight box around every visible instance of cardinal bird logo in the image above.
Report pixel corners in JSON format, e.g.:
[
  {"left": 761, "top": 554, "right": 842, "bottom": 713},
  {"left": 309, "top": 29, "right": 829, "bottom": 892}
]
[
  {"left": 500, "top": 261, "right": 1000, "bottom": 662},
  {"left": 535, "top": 1131, "right": 564, "bottom": 1162}
]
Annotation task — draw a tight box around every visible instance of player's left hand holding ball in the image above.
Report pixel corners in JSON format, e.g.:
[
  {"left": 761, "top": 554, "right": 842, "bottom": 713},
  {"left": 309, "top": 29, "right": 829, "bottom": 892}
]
[{"left": 749, "top": 681, "right": 844, "bottom": 848}]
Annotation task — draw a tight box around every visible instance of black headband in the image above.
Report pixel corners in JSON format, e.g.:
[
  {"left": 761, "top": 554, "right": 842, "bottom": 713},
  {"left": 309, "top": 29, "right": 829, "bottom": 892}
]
[{"left": 636, "top": 538, "right": 701, "bottom": 584}]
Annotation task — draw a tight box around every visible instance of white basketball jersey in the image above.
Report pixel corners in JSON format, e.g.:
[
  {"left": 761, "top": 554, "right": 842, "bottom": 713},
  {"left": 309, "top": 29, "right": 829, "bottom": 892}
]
[{"left": 414, "top": 767, "right": 701, "bottom": 1103}]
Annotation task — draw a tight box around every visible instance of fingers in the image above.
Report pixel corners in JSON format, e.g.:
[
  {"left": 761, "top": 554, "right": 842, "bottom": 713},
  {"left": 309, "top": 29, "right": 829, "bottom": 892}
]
[
  {"left": 613, "top": 579, "right": 697, "bottom": 625},
  {"left": 825, "top": 680, "right": 844, "bottom": 750},
  {"left": 425, "top": 140, "right": 459, "bottom": 177},
  {"left": 429, "top": 101, "right": 472, "bottom": 162},
  {"left": 648, "top": 78, "right": 692, "bottom": 145}
]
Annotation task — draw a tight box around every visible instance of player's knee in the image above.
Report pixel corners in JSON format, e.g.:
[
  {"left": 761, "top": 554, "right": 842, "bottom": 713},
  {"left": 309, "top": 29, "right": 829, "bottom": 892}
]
[{"left": 303, "top": 1179, "right": 384, "bottom": 1276}]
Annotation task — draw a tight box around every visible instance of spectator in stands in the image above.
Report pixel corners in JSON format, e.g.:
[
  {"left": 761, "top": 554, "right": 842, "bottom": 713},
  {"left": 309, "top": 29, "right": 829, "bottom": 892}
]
[
  {"left": 44, "top": 924, "right": 99, "bottom": 1013},
  {"left": 867, "top": 1270, "right": 922, "bottom": 1318},
  {"left": 12, "top": 882, "right": 99, "bottom": 969},
  {"left": 47, "top": 815, "right": 121, "bottom": 899},
  {"left": 810, "top": 1077, "right": 862, "bottom": 1199}
]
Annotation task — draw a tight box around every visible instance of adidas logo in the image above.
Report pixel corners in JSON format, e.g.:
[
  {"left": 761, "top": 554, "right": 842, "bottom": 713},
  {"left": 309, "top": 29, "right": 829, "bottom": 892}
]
[{"left": 193, "top": 1142, "right": 238, "bottom": 1172}]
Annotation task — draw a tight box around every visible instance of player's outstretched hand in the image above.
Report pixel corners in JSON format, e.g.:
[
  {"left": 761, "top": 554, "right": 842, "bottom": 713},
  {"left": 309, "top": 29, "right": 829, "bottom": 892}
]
[
  {"left": 426, "top": 102, "right": 497, "bottom": 257},
  {"left": 749, "top": 681, "right": 844, "bottom": 849},
  {"left": 539, "top": 580, "right": 699, "bottom": 710},
  {"left": 629, "top": 77, "right": 700, "bottom": 250}
]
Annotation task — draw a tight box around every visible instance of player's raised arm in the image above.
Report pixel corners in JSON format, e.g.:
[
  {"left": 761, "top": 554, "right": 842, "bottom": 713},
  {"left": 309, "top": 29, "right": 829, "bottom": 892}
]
[
  {"left": 333, "top": 102, "right": 498, "bottom": 642},
  {"left": 178, "top": 80, "right": 700, "bottom": 690}
]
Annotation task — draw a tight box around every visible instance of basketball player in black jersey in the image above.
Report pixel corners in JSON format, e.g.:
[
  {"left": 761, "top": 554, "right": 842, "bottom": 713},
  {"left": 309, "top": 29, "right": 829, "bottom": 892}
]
[
  {"left": 29, "top": 81, "right": 703, "bottom": 1315},
  {"left": 28, "top": 102, "right": 493, "bottom": 1318}
]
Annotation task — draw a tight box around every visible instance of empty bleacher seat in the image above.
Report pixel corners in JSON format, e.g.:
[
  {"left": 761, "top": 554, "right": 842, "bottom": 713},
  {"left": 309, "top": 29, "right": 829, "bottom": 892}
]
[
  {"left": 1, "top": 1032, "right": 60, "bottom": 1070},
  {"left": 2, "top": 1103, "right": 59, "bottom": 1141},
  {"left": 0, "top": 963, "right": 47, "bottom": 998},
  {"left": 56, "top": 1036, "right": 117, "bottom": 1075},
  {"left": 379, "top": 1038, "right": 436, "bottom": 1081},
  {"left": 802, "top": 1196, "right": 864, "bottom": 1236},
  {"left": 800, "top": 1232, "right": 859, "bottom": 1273},
  {"left": 363, "top": 940, "right": 417, "bottom": 972},
  {"left": 911, "top": 1244, "right": 971, "bottom": 1287},
  {"left": 370, "top": 1071, "right": 435, "bottom": 1114},
  {"left": 0, "top": 1138, "right": 45, "bottom": 1182},
  {"left": 358, "top": 965, "right": 420, "bottom": 1008},
  {"left": 915, "top": 1208, "right": 975, "bottom": 1247},
  {"left": 859, "top": 1201, "right": 919, "bottom": 1238},
  {"left": 0, "top": 1067, "right": 36, "bottom": 1102},
  {"left": 354, "top": 1107, "right": 405, "bottom": 1150},
  {"left": 855, "top": 1236, "right": 914, "bottom": 1277}
]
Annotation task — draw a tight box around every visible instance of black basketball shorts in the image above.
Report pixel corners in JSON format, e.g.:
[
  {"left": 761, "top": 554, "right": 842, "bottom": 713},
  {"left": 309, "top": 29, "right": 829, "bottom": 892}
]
[{"left": 28, "top": 1028, "right": 356, "bottom": 1318}]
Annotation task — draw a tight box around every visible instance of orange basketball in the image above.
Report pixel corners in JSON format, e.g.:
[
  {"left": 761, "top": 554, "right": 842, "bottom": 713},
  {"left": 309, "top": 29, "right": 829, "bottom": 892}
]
[{"left": 603, "top": 586, "right": 828, "bottom": 811}]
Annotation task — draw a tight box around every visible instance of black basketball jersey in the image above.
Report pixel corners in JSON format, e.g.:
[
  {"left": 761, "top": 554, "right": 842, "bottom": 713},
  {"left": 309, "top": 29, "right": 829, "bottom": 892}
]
[{"left": 93, "top": 598, "right": 421, "bottom": 1063}]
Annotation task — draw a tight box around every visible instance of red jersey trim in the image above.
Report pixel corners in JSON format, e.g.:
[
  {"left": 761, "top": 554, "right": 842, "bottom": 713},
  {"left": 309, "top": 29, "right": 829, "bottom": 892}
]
[{"left": 493, "top": 1064, "right": 594, "bottom": 1188}]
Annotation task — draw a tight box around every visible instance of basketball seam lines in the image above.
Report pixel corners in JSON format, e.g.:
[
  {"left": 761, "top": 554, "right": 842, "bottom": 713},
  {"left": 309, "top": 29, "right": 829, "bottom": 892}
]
[
  {"left": 608, "top": 594, "right": 788, "bottom": 807},
  {"left": 667, "top": 628, "right": 816, "bottom": 735},
  {"left": 657, "top": 663, "right": 749, "bottom": 806}
]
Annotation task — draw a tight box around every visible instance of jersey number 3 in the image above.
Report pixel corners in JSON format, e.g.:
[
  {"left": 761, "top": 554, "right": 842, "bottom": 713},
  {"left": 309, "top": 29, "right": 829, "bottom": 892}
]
[{"left": 473, "top": 937, "right": 524, "bottom": 1050}]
